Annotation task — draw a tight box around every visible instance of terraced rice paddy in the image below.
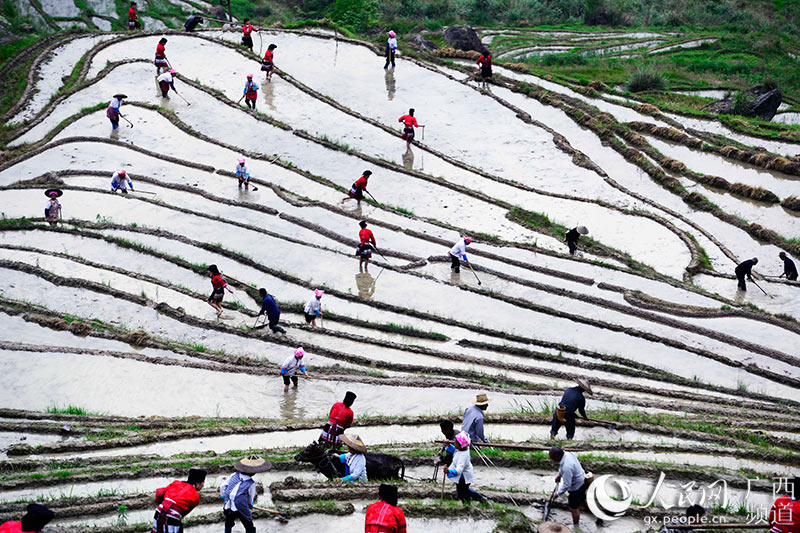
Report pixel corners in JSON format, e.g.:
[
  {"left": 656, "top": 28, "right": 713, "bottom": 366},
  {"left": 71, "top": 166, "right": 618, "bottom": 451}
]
[{"left": 0, "top": 22, "right": 798, "bottom": 533}]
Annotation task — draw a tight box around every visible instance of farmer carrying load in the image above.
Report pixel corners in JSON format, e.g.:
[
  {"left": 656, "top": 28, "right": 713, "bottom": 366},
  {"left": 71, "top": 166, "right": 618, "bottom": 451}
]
[
  {"left": 550, "top": 377, "right": 592, "bottom": 440},
  {"left": 152, "top": 468, "right": 206, "bottom": 533}
]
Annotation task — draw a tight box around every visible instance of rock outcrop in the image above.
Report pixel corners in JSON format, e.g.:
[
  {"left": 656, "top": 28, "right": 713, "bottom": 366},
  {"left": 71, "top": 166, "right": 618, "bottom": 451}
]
[
  {"left": 442, "top": 26, "right": 488, "bottom": 55},
  {"left": 702, "top": 85, "right": 783, "bottom": 121}
]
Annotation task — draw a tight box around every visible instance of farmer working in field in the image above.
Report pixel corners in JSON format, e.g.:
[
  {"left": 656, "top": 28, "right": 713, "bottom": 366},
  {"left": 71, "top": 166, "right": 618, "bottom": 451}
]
[
  {"left": 565, "top": 225, "right": 588, "bottom": 256},
  {"left": 152, "top": 467, "right": 206, "bottom": 533},
  {"left": 447, "top": 431, "right": 486, "bottom": 504},
  {"left": 0, "top": 503, "right": 54, "bottom": 533},
  {"left": 549, "top": 446, "right": 589, "bottom": 531},
  {"left": 461, "top": 393, "right": 490, "bottom": 443},
  {"left": 257, "top": 288, "right": 285, "bottom": 333},
  {"left": 261, "top": 44, "right": 277, "bottom": 82},
  {"left": 111, "top": 170, "right": 133, "bottom": 194},
  {"left": 303, "top": 289, "right": 324, "bottom": 327},
  {"left": 476, "top": 51, "right": 492, "bottom": 88},
  {"left": 154, "top": 37, "right": 168, "bottom": 74},
  {"left": 449, "top": 236, "right": 473, "bottom": 274},
  {"left": 735, "top": 257, "right": 758, "bottom": 291},
  {"left": 207, "top": 264, "right": 233, "bottom": 318},
  {"left": 106, "top": 94, "right": 127, "bottom": 130},
  {"left": 384, "top": 31, "right": 398, "bottom": 69},
  {"left": 280, "top": 347, "right": 309, "bottom": 392},
  {"left": 365, "top": 484, "right": 407, "bottom": 533},
  {"left": 333, "top": 434, "right": 368, "bottom": 481},
  {"left": 769, "top": 476, "right": 800, "bottom": 533},
  {"left": 434, "top": 419, "right": 456, "bottom": 470},
  {"left": 398, "top": 108, "right": 423, "bottom": 150},
  {"left": 341, "top": 170, "right": 372, "bottom": 206},
  {"left": 157, "top": 69, "right": 179, "bottom": 99},
  {"left": 357, "top": 220, "right": 377, "bottom": 272},
  {"left": 220, "top": 455, "right": 270, "bottom": 533},
  {"left": 234, "top": 158, "right": 250, "bottom": 189},
  {"left": 241, "top": 18, "right": 257, "bottom": 50},
  {"left": 550, "top": 377, "right": 592, "bottom": 440},
  {"left": 319, "top": 390, "right": 357, "bottom": 449},
  {"left": 242, "top": 74, "right": 259, "bottom": 110},
  {"left": 44, "top": 189, "right": 62, "bottom": 225},
  {"left": 779, "top": 251, "right": 798, "bottom": 281}
]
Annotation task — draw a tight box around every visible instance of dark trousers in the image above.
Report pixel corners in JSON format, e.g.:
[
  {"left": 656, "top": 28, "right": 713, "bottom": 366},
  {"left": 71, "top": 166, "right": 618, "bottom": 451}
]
[
  {"left": 269, "top": 319, "right": 286, "bottom": 333},
  {"left": 550, "top": 409, "right": 576, "bottom": 439},
  {"left": 567, "top": 240, "right": 578, "bottom": 255},
  {"left": 245, "top": 98, "right": 256, "bottom": 109},
  {"left": 450, "top": 254, "right": 460, "bottom": 272},
  {"left": 224, "top": 509, "right": 255, "bottom": 533},
  {"left": 384, "top": 50, "right": 396, "bottom": 68},
  {"left": 736, "top": 271, "right": 747, "bottom": 291},
  {"left": 456, "top": 478, "right": 485, "bottom": 504}
]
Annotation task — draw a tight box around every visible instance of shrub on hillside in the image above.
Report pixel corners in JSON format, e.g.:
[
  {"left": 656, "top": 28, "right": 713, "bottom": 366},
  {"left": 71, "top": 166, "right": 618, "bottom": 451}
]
[{"left": 625, "top": 67, "right": 667, "bottom": 92}]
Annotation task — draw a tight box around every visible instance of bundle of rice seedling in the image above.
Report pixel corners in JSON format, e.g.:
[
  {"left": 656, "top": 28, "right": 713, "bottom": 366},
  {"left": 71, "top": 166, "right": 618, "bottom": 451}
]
[
  {"left": 635, "top": 103, "right": 660, "bottom": 115},
  {"left": 729, "top": 183, "right": 780, "bottom": 203},
  {"left": 781, "top": 195, "right": 800, "bottom": 212},
  {"left": 124, "top": 330, "right": 153, "bottom": 347},
  {"left": 661, "top": 158, "right": 687, "bottom": 172},
  {"left": 749, "top": 153, "right": 772, "bottom": 166}
]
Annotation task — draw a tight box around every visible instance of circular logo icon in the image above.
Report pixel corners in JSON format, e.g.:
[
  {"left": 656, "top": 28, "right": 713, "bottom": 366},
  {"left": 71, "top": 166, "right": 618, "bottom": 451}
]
[{"left": 586, "top": 474, "right": 633, "bottom": 521}]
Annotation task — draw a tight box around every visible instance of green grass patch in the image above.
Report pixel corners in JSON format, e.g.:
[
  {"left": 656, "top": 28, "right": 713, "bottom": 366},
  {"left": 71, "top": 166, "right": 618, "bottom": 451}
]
[{"left": 45, "top": 404, "right": 101, "bottom": 416}]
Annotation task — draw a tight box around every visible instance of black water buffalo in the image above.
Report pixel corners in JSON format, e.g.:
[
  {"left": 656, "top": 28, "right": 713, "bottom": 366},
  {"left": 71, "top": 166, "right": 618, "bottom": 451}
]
[{"left": 294, "top": 441, "right": 405, "bottom": 481}]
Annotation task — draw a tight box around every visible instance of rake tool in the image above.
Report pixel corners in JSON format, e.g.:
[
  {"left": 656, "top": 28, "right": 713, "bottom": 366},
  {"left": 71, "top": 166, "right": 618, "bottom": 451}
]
[
  {"left": 542, "top": 482, "right": 559, "bottom": 521},
  {"left": 132, "top": 190, "right": 157, "bottom": 195},
  {"left": 466, "top": 261, "right": 482, "bottom": 285},
  {"left": 175, "top": 90, "right": 192, "bottom": 106},
  {"left": 751, "top": 278, "right": 772, "bottom": 298},
  {"left": 252, "top": 314, "right": 267, "bottom": 330},
  {"left": 421, "top": 125, "right": 425, "bottom": 140},
  {"left": 253, "top": 505, "right": 290, "bottom": 520},
  {"left": 120, "top": 115, "right": 134, "bottom": 128}
]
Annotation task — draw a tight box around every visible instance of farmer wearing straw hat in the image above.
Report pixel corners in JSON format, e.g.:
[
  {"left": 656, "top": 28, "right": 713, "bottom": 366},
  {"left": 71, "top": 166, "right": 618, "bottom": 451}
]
[
  {"left": 106, "top": 94, "right": 127, "bottom": 129},
  {"left": 550, "top": 446, "right": 588, "bottom": 530},
  {"left": 220, "top": 455, "right": 270, "bottom": 533},
  {"left": 44, "top": 189, "right": 62, "bottom": 225},
  {"left": 365, "top": 484, "right": 407, "bottom": 533},
  {"left": 447, "top": 431, "right": 486, "bottom": 504},
  {"left": 111, "top": 170, "right": 133, "bottom": 194},
  {"left": 303, "top": 289, "right": 324, "bottom": 327},
  {"left": 449, "top": 236, "right": 473, "bottom": 274},
  {"left": 551, "top": 378, "right": 592, "bottom": 440},
  {"left": 242, "top": 74, "right": 259, "bottom": 110},
  {"left": 157, "top": 69, "right": 179, "bottom": 98},
  {"left": 335, "top": 434, "right": 368, "bottom": 481},
  {"left": 280, "top": 347, "right": 309, "bottom": 392},
  {"left": 461, "top": 393, "right": 490, "bottom": 444},
  {"left": 154, "top": 37, "right": 168, "bottom": 74},
  {"left": 384, "top": 31, "right": 398, "bottom": 69},
  {"left": 0, "top": 503, "right": 55, "bottom": 532},
  {"left": 152, "top": 467, "right": 206, "bottom": 533},
  {"left": 235, "top": 158, "right": 251, "bottom": 189},
  {"left": 319, "top": 391, "right": 356, "bottom": 448},
  {"left": 565, "top": 225, "right": 588, "bottom": 256}
]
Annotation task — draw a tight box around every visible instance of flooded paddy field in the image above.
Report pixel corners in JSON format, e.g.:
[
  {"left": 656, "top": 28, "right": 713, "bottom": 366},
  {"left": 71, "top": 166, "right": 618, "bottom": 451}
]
[{"left": 0, "top": 24, "right": 797, "bottom": 533}]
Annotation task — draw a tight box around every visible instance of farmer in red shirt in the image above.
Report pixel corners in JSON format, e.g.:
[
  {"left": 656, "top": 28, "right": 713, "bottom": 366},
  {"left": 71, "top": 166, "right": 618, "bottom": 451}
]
[
  {"left": 128, "top": 2, "right": 140, "bottom": 30},
  {"left": 476, "top": 52, "right": 492, "bottom": 88},
  {"left": 770, "top": 477, "right": 800, "bottom": 533},
  {"left": 207, "top": 264, "right": 233, "bottom": 319},
  {"left": 241, "top": 18, "right": 257, "bottom": 50},
  {"left": 341, "top": 170, "right": 372, "bottom": 206},
  {"left": 365, "top": 484, "right": 406, "bottom": 533},
  {"left": 154, "top": 37, "right": 168, "bottom": 74},
  {"left": 319, "top": 391, "right": 356, "bottom": 449},
  {"left": 152, "top": 468, "right": 206, "bottom": 533},
  {"left": 398, "top": 108, "right": 423, "bottom": 150},
  {"left": 357, "top": 220, "right": 377, "bottom": 272},
  {"left": 261, "top": 44, "right": 277, "bottom": 82},
  {"left": 0, "top": 504, "right": 54, "bottom": 533},
  {"left": 243, "top": 74, "right": 259, "bottom": 110}
]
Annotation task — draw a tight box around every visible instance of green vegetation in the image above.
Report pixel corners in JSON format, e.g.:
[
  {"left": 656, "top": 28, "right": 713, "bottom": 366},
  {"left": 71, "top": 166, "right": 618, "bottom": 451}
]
[
  {"left": 626, "top": 66, "right": 667, "bottom": 92},
  {"left": 45, "top": 404, "right": 99, "bottom": 416}
]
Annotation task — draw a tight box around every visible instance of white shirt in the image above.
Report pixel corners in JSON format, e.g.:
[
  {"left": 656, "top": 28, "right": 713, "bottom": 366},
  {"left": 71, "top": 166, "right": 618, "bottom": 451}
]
[
  {"left": 110, "top": 97, "right": 123, "bottom": 110},
  {"left": 557, "top": 451, "right": 586, "bottom": 496},
  {"left": 235, "top": 163, "right": 249, "bottom": 176},
  {"left": 304, "top": 296, "right": 321, "bottom": 315},
  {"left": 111, "top": 172, "right": 132, "bottom": 189},
  {"left": 344, "top": 452, "right": 367, "bottom": 481},
  {"left": 449, "top": 449, "right": 473, "bottom": 484},
  {"left": 157, "top": 72, "right": 173, "bottom": 83},
  {"left": 387, "top": 37, "right": 397, "bottom": 50},
  {"left": 220, "top": 473, "right": 256, "bottom": 511},
  {"left": 281, "top": 355, "right": 305, "bottom": 375},
  {"left": 449, "top": 239, "right": 467, "bottom": 260}
]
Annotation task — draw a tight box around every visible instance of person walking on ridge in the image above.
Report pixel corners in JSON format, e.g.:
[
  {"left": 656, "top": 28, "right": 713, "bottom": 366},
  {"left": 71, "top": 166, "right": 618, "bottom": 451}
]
[
  {"left": 384, "top": 31, "right": 398, "bottom": 69},
  {"left": 128, "top": 2, "right": 140, "bottom": 30},
  {"left": 357, "top": 220, "right": 376, "bottom": 272},
  {"left": 242, "top": 74, "right": 259, "bottom": 110},
  {"left": 550, "top": 377, "right": 592, "bottom": 440},
  {"left": 207, "top": 264, "right": 233, "bottom": 318},
  {"left": 341, "top": 170, "right": 372, "bottom": 206},
  {"left": 241, "top": 18, "right": 257, "bottom": 50},
  {"left": 261, "top": 44, "right": 277, "bottom": 82},
  {"left": 154, "top": 37, "right": 168, "bottom": 74},
  {"left": 779, "top": 251, "right": 798, "bottom": 281},
  {"left": 476, "top": 51, "right": 492, "bottom": 88},
  {"left": 398, "top": 108, "right": 422, "bottom": 150},
  {"left": 735, "top": 257, "right": 758, "bottom": 291}
]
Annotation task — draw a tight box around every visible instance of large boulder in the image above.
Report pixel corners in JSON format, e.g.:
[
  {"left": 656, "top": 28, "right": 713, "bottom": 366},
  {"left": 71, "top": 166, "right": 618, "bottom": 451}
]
[
  {"left": 406, "top": 33, "right": 439, "bottom": 52},
  {"left": 442, "top": 26, "right": 488, "bottom": 55},
  {"left": 702, "top": 84, "right": 782, "bottom": 121}
]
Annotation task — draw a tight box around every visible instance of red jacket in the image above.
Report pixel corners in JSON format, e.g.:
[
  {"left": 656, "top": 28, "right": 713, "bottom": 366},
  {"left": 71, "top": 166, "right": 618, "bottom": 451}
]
[
  {"left": 770, "top": 496, "right": 800, "bottom": 533},
  {"left": 128, "top": 6, "right": 137, "bottom": 21},
  {"left": 354, "top": 176, "right": 368, "bottom": 191},
  {"left": 477, "top": 55, "right": 492, "bottom": 67},
  {"left": 155, "top": 480, "right": 200, "bottom": 519},
  {"left": 211, "top": 274, "right": 227, "bottom": 291},
  {"left": 398, "top": 115, "right": 418, "bottom": 128},
  {"left": 156, "top": 43, "right": 166, "bottom": 59},
  {"left": 328, "top": 402, "right": 353, "bottom": 428},
  {"left": 0, "top": 522, "right": 23, "bottom": 533},
  {"left": 263, "top": 50, "right": 274, "bottom": 63},
  {"left": 359, "top": 228, "right": 376, "bottom": 247},
  {"left": 365, "top": 501, "right": 407, "bottom": 533},
  {"left": 242, "top": 23, "right": 256, "bottom": 35}
]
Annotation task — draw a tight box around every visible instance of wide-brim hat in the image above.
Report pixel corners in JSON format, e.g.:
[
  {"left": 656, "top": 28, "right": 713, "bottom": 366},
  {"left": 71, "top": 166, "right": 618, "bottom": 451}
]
[
  {"left": 113, "top": 93, "right": 128, "bottom": 99},
  {"left": 234, "top": 454, "right": 271, "bottom": 474},
  {"left": 575, "top": 377, "right": 593, "bottom": 395},
  {"left": 538, "top": 522, "right": 571, "bottom": 533},
  {"left": 475, "top": 392, "right": 490, "bottom": 406},
  {"left": 339, "top": 434, "right": 367, "bottom": 453},
  {"left": 577, "top": 225, "right": 589, "bottom": 235},
  {"left": 44, "top": 188, "right": 63, "bottom": 198}
]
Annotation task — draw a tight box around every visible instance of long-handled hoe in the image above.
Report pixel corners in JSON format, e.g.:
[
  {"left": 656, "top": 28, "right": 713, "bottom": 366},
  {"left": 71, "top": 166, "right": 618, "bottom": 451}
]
[
  {"left": 466, "top": 261, "right": 482, "bottom": 285},
  {"left": 253, "top": 505, "right": 290, "bottom": 521},
  {"left": 121, "top": 115, "right": 134, "bottom": 128},
  {"left": 542, "top": 482, "right": 558, "bottom": 521}
]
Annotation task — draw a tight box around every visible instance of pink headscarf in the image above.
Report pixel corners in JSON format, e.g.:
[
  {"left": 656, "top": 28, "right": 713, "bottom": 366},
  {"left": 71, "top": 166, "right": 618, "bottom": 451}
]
[
  {"left": 455, "top": 431, "right": 470, "bottom": 448},
  {"left": 294, "top": 347, "right": 304, "bottom": 358},
  {"left": 464, "top": 236, "right": 473, "bottom": 244},
  {"left": 388, "top": 31, "right": 396, "bottom": 37},
  {"left": 315, "top": 289, "right": 324, "bottom": 298}
]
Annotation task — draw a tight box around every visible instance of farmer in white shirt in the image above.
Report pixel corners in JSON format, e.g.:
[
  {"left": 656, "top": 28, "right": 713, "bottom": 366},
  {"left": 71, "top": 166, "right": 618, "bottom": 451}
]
[
  {"left": 280, "top": 347, "right": 309, "bottom": 392},
  {"left": 111, "top": 170, "right": 133, "bottom": 194},
  {"left": 550, "top": 446, "right": 589, "bottom": 530},
  {"left": 449, "top": 236, "right": 472, "bottom": 273}
]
